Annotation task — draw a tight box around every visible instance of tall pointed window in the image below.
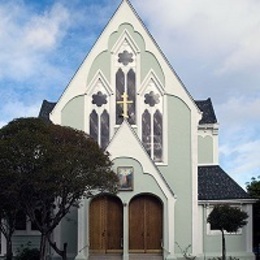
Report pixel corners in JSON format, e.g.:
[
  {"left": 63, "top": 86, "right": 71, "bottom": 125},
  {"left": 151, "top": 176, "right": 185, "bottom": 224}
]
[
  {"left": 153, "top": 110, "right": 163, "bottom": 162},
  {"left": 142, "top": 89, "right": 163, "bottom": 162},
  {"left": 116, "top": 50, "right": 136, "bottom": 125},
  {"left": 89, "top": 89, "right": 110, "bottom": 150}
]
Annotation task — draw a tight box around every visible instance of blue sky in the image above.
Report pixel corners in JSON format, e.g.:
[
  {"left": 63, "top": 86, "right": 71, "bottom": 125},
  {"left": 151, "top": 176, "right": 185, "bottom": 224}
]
[{"left": 1, "top": 0, "right": 259, "bottom": 188}]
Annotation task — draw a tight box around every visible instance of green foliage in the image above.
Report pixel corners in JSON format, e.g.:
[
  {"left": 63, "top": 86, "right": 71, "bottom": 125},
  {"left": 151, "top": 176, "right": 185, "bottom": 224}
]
[
  {"left": 207, "top": 205, "right": 248, "bottom": 233},
  {"left": 175, "top": 242, "right": 196, "bottom": 260},
  {"left": 15, "top": 242, "right": 39, "bottom": 260},
  {"left": 208, "top": 257, "right": 239, "bottom": 260},
  {"left": 246, "top": 176, "right": 260, "bottom": 249},
  {"left": 246, "top": 176, "right": 260, "bottom": 199},
  {"left": 0, "top": 117, "right": 118, "bottom": 260},
  {"left": 207, "top": 205, "right": 248, "bottom": 260}
]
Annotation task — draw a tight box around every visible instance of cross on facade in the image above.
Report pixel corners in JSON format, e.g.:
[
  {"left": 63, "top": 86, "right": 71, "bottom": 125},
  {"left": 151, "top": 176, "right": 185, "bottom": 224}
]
[{"left": 117, "top": 92, "right": 133, "bottom": 118}]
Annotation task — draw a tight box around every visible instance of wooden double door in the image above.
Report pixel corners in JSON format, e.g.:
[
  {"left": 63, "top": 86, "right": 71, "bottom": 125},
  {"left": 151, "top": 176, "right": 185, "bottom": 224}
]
[{"left": 89, "top": 194, "right": 162, "bottom": 255}]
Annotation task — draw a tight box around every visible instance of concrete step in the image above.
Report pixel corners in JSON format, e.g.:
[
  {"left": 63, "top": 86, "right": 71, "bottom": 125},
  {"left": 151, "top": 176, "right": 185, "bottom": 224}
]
[
  {"left": 89, "top": 254, "right": 162, "bottom": 260},
  {"left": 89, "top": 255, "right": 122, "bottom": 260},
  {"left": 129, "top": 254, "right": 162, "bottom": 260}
]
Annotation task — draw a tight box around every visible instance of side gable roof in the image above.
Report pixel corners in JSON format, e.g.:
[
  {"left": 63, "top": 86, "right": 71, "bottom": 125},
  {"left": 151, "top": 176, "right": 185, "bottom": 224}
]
[
  {"left": 198, "top": 165, "right": 251, "bottom": 200},
  {"left": 38, "top": 100, "right": 56, "bottom": 122},
  {"left": 195, "top": 98, "right": 217, "bottom": 125}
]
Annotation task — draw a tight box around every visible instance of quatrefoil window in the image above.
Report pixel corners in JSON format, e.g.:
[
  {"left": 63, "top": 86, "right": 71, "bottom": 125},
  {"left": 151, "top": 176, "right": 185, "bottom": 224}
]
[
  {"left": 144, "top": 91, "right": 160, "bottom": 107},
  {"left": 92, "top": 91, "right": 107, "bottom": 107},
  {"left": 118, "top": 50, "right": 133, "bottom": 66}
]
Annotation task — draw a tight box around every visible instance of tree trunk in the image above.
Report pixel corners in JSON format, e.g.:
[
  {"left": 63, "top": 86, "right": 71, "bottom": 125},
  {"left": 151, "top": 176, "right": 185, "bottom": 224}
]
[
  {"left": 39, "top": 233, "right": 48, "bottom": 260},
  {"left": 221, "top": 229, "right": 226, "bottom": 260},
  {"left": 47, "top": 234, "right": 68, "bottom": 260},
  {"left": 6, "top": 237, "right": 13, "bottom": 260}
]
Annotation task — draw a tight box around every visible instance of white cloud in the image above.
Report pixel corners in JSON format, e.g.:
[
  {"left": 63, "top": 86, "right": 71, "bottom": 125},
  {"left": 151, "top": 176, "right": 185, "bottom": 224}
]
[
  {"left": 133, "top": 0, "right": 260, "bottom": 74},
  {"left": 216, "top": 97, "right": 260, "bottom": 130},
  {"left": 0, "top": 2, "right": 70, "bottom": 81}
]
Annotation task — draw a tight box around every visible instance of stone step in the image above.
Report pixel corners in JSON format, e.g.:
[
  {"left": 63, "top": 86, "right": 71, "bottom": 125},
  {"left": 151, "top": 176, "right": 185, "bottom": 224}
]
[
  {"left": 89, "top": 254, "right": 162, "bottom": 260},
  {"left": 89, "top": 255, "right": 122, "bottom": 260},
  {"left": 129, "top": 254, "right": 162, "bottom": 260}
]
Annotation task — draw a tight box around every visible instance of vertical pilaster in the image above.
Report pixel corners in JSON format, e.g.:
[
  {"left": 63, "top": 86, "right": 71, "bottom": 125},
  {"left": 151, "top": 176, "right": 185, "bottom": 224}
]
[
  {"left": 75, "top": 198, "right": 88, "bottom": 260},
  {"left": 123, "top": 202, "right": 129, "bottom": 260}
]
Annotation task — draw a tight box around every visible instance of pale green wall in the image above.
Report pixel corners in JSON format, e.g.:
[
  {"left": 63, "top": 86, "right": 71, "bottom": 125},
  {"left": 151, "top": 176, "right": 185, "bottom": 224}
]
[
  {"left": 60, "top": 207, "right": 78, "bottom": 260},
  {"left": 87, "top": 23, "right": 165, "bottom": 86},
  {"left": 159, "top": 95, "right": 192, "bottom": 253},
  {"left": 87, "top": 51, "right": 110, "bottom": 85},
  {"left": 112, "top": 157, "right": 167, "bottom": 203},
  {"left": 61, "top": 96, "right": 84, "bottom": 130},
  {"left": 198, "top": 136, "right": 213, "bottom": 164}
]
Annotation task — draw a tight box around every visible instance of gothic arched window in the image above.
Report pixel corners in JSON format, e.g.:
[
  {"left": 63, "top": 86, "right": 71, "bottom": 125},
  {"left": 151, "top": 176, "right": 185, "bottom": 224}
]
[
  {"left": 89, "top": 88, "right": 110, "bottom": 150},
  {"left": 115, "top": 50, "right": 136, "bottom": 125},
  {"left": 90, "top": 110, "right": 98, "bottom": 142},
  {"left": 142, "top": 88, "right": 163, "bottom": 162},
  {"left": 101, "top": 110, "right": 110, "bottom": 149},
  {"left": 127, "top": 69, "right": 136, "bottom": 125},
  {"left": 142, "top": 109, "right": 151, "bottom": 156},
  {"left": 153, "top": 110, "right": 163, "bottom": 162},
  {"left": 116, "top": 68, "right": 125, "bottom": 125}
]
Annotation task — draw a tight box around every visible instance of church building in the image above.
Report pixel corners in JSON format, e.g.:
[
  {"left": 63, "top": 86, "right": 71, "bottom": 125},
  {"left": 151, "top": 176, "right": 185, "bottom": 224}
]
[{"left": 34, "top": 0, "right": 254, "bottom": 259}]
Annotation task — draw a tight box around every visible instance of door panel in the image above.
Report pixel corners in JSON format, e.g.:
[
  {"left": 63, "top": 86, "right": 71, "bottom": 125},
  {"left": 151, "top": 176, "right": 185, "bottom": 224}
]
[
  {"left": 89, "top": 195, "right": 123, "bottom": 254},
  {"left": 129, "top": 196, "right": 145, "bottom": 251},
  {"left": 146, "top": 196, "right": 163, "bottom": 251},
  {"left": 129, "top": 195, "right": 162, "bottom": 253}
]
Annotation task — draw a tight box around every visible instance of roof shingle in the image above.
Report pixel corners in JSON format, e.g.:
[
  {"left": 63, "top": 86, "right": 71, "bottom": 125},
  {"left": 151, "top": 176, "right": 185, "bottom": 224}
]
[
  {"left": 195, "top": 98, "right": 217, "bottom": 125},
  {"left": 198, "top": 165, "right": 251, "bottom": 200}
]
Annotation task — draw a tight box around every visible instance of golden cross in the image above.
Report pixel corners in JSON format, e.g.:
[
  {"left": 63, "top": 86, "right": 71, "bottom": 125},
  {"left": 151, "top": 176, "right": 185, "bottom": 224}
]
[{"left": 117, "top": 92, "right": 133, "bottom": 119}]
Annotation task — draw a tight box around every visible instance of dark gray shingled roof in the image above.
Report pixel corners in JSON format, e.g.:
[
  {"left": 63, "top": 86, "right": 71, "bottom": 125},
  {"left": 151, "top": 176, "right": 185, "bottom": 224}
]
[
  {"left": 195, "top": 98, "right": 217, "bottom": 125},
  {"left": 38, "top": 100, "right": 56, "bottom": 122},
  {"left": 198, "top": 165, "right": 251, "bottom": 200}
]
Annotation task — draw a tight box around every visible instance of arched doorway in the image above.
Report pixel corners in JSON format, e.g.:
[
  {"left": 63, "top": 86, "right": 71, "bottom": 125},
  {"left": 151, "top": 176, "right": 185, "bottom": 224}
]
[
  {"left": 129, "top": 194, "right": 163, "bottom": 254},
  {"left": 89, "top": 195, "right": 123, "bottom": 254}
]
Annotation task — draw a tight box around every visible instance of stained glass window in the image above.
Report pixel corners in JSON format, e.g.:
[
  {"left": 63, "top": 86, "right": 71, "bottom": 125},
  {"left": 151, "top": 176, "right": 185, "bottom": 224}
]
[
  {"left": 116, "top": 68, "right": 125, "bottom": 125},
  {"left": 142, "top": 109, "right": 151, "bottom": 156},
  {"left": 101, "top": 110, "right": 109, "bottom": 149},
  {"left": 90, "top": 110, "right": 98, "bottom": 143},
  {"left": 144, "top": 91, "right": 160, "bottom": 107},
  {"left": 92, "top": 91, "right": 107, "bottom": 107},
  {"left": 127, "top": 69, "right": 136, "bottom": 124},
  {"left": 118, "top": 50, "right": 134, "bottom": 66},
  {"left": 153, "top": 110, "right": 163, "bottom": 161}
]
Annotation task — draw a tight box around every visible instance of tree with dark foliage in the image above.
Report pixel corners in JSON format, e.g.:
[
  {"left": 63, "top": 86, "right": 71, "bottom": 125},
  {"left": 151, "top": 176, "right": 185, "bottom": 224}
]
[
  {"left": 207, "top": 204, "right": 248, "bottom": 260},
  {"left": 246, "top": 176, "right": 260, "bottom": 257},
  {"left": 0, "top": 118, "right": 118, "bottom": 260}
]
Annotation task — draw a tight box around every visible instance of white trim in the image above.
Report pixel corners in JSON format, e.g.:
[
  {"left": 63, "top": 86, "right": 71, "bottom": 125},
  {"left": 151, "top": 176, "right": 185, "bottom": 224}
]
[
  {"left": 199, "top": 199, "right": 256, "bottom": 204},
  {"left": 86, "top": 70, "right": 113, "bottom": 96},
  {"left": 138, "top": 69, "right": 165, "bottom": 96},
  {"left": 111, "top": 28, "right": 140, "bottom": 55},
  {"left": 75, "top": 198, "right": 88, "bottom": 260}
]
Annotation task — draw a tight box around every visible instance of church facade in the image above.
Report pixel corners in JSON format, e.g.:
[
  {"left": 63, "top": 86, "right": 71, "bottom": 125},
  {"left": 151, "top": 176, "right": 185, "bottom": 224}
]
[{"left": 7, "top": 1, "right": 254, "bottom": 260}]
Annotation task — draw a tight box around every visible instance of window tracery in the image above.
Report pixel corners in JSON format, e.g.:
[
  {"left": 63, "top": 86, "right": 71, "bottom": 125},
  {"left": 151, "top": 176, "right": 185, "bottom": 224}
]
[{"left": 115, "top": 51, "right": 136, "bottom": 125}]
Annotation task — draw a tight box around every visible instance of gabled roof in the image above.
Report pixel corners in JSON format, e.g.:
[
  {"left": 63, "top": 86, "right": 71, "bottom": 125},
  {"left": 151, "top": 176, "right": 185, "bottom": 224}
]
[
  {"left": 198, "top": 165, "right": 251, "bottom": 200},
  {"left": 38, "top": 100, "right": 56, "bottom": 122},
  {"left": 107, "top": 119, "right": 175, "bottom": 198},
  {"left": 195, "top": 98, "right": 217, "bottom": 125}
]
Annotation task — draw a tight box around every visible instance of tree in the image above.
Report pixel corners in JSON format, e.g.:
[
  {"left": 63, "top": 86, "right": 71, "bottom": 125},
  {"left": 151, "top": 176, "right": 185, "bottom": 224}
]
[
  {"left": 0, "top": 190, "right": 20, "bottom": 260},
  {"left": 246, "top": 176, "right": 260, "bottom": 254},
  {"left": 207, "top": 204, "right": 248, "bottom": 260},
  {"left": 0, "top": 118, "right": 118, "bottom": 260}
]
